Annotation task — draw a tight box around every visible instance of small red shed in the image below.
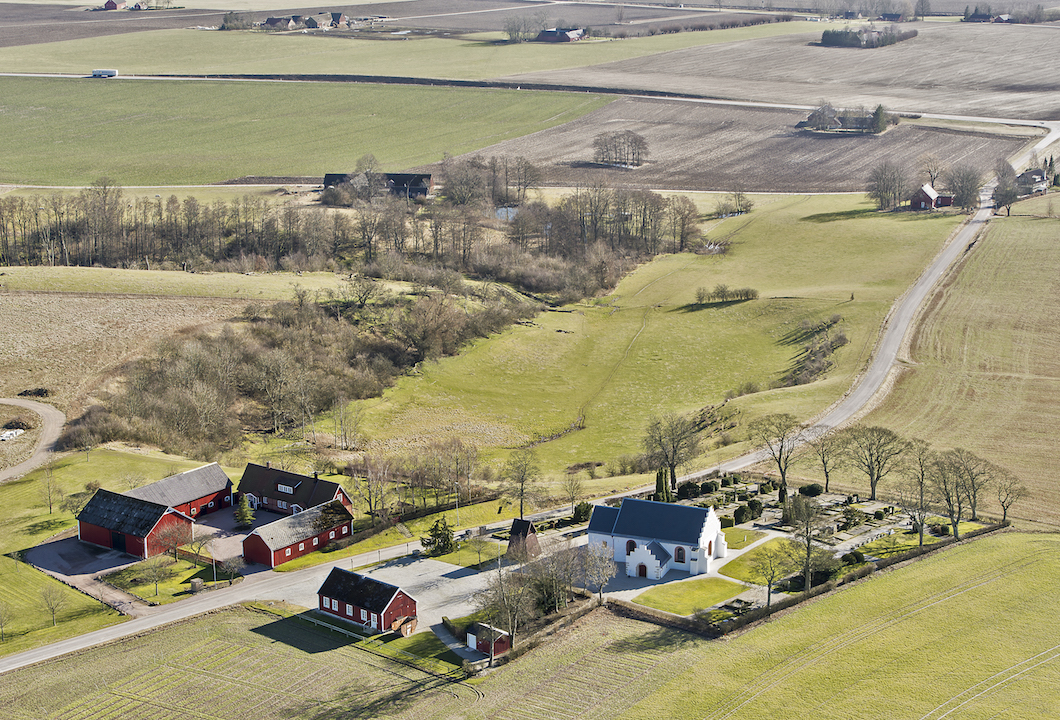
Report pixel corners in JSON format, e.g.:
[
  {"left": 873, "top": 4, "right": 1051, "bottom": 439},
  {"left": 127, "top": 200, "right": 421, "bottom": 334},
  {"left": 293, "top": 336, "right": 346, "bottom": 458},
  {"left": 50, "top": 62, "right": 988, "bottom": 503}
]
[
  {"left": 77, "top": 489, "right": 193, "bottom": 559},
  {"left": 317, "top": 568, "right": 418, "bottom": 634},
  {"left": 242, "top": 500, "right": 353, "bottom": 568},
  {"left": 467, "top": 622, "right": 510, "bottom": 656},
  {"left": 125, "top": 462, "right": 233, "bottom": 519}
]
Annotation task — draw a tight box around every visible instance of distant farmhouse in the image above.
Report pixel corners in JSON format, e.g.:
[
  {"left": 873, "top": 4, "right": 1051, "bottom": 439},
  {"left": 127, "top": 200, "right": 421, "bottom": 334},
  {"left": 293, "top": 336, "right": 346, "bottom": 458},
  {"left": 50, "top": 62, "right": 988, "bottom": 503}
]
[
  {"left": 317, "top": 567, "right": 418, "bottom": 635},
  {"left": 587, "top": 498, "right": 728, "bottom": 579},
  {"left": 242, "top": 499, "right": 354, "bottom": 568},
  {"left": 323, "top": 172, "right": 433, "bottom": 198},
  {"left": 103, "top": 0, "right": 126, "bottom": 9},
  {"left": 535, "top": 27, "right": 585, "bottom": 42},
  {"left": 76, "top": 463, "right": 232, "bottom": 558},
  {"left": 1017, "top": 169, "right": 1049, "bottom": 195},
  {"left": 237, "top": 463, "right": 353, "bottom": 516},
  {"left": 910, "top": 183, "right": 954, "bottom": 210},
  {"left": 264, "top": 12, "right": 350, "bottom": 30},
  {"left": 797, "top": 104, "right": 874, "bottom": 132}
]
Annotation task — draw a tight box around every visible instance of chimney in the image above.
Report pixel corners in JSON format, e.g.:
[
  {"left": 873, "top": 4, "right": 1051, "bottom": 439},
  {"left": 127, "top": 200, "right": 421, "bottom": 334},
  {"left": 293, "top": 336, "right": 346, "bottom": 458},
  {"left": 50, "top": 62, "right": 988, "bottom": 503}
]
[
  {"left": 314, "top": 471, "right": 319, "bottom": 480},
  {"left": 266, "top": 461, "right": 271, "bottom": 469}
]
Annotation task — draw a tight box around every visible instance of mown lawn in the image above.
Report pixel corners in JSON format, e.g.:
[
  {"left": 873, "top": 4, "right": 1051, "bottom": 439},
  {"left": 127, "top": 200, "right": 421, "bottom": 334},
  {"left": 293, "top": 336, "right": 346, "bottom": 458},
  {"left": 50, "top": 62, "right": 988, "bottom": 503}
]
[
  {"left": 0, "top": 77, "right": 608, "bottom": 185},
  {"left": 632, "top": 577, "right": 745, "bottom": 616},
  {"left": 0, "top": 560, "right": 124, "bottom": 659},
  {"left": 351, "top": 194, "right": 962, "bottom": 478},
  {"left": 718, "top": 537, "right": 792, "bottom": 584},
  {"left": 432, "top": 540, "right": 507, "bottom": 570},
  {"left": 102, "top": 557, "right": 239, "bottom": 604},
  {"left": 723, "top": 527, "right": 765, "bottom": 550}
]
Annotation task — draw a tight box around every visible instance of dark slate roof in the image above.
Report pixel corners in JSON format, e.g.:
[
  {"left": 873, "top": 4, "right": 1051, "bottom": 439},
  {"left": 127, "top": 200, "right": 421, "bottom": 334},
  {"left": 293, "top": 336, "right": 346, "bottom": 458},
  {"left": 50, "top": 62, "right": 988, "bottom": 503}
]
[
  {"left": 646, "top": 540, "right": 672, "bottom": 564},
  {"left": 249, "top": 500, "right": 353, "bottom": 551},
  {"left": 238, "top": 463, "right": 347, "bottom": 510},
  {"left": 587, "top": 505, "right": 620, "bottom": 534},
  {"left": 317, "top": 568, "right": 410, "bottom": 613},
  {"left": 611, "top": 498, "right": 709, "bottom": 546},
  {"left": 77, "top": 489, "right": 179, "bottom": 537},
  {"left": 510, "top": 518, "right": 537, "bottom": 539},
  {"left": 125, "top": 463, "right": 232, "bottom": 507}
]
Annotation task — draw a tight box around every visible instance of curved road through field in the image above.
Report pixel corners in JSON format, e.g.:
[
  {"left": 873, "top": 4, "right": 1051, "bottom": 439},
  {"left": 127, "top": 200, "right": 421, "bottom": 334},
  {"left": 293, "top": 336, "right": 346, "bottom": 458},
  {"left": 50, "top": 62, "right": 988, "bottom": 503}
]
[{"left": 0, "top": 398, "right": 65, "bottom": 483}]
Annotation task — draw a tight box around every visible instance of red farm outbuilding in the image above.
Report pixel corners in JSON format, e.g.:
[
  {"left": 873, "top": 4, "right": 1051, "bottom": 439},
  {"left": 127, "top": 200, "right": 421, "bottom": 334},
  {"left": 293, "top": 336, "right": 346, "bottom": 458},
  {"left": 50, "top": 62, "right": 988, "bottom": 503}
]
[
  {"left": 316, "top": 568, "right": 418, "bottom": 635},
  {"left": 242, "top": 500, "right": 354, "bottom": 568},
  {"left": 77, "top": 489, "right": 193, "bottom": 559},
  {"left": 467, "top": 622, "right": 511, "bottom": 656},
  {"left": 125, "top": 462, "right": 233, "bottom": 520}
]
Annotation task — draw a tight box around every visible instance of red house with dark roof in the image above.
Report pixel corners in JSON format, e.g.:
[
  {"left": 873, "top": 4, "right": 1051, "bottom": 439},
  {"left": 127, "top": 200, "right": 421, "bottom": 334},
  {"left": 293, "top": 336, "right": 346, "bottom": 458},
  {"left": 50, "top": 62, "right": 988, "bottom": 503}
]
[
  {"left": 77, "top": 489, "right": 193, "bottom": 559},
  {"left": 125, "top": 463, "right": 233, "bottom": 519},
  {"left": 237, "top": 463, "right": 353, "bottom": 515},
  {"left": 242, "top": 500, "right": 354, "bottom": 568},
  {"left": 317, "top": 568, "right": 418, "bottom": 635}
]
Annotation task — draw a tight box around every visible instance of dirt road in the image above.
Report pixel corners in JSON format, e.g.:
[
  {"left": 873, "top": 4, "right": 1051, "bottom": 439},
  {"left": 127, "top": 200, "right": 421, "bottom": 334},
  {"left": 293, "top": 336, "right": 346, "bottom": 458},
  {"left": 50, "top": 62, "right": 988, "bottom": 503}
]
[{"left": 0, "top": 398, "right": 65, "bottom": 483}]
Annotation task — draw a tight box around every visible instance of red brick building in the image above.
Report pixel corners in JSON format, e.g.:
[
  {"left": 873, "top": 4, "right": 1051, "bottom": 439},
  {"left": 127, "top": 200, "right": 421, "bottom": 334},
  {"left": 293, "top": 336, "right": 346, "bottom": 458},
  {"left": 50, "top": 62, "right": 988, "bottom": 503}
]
[
  {"left": 125, "top": 463, "right": 233, "bottom": 520},
  {"left": 77, "top": 489, "right": 193, "bottom": 559},
  {"left": 317, "top": 568, "right": 418, "bottom": 635},
  {"left": 237, "top": 463, "right": 353, "bottom": 516},
  {"left": 242, "top": 500, "right": 354, "bottom": 568}
]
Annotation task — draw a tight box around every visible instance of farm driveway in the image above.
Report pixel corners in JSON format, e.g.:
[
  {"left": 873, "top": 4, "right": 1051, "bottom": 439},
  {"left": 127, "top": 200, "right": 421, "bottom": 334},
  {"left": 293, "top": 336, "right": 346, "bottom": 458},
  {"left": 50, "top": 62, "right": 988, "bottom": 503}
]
[{"left": 0, "top": 398, "right": 64, "bottom": 482}]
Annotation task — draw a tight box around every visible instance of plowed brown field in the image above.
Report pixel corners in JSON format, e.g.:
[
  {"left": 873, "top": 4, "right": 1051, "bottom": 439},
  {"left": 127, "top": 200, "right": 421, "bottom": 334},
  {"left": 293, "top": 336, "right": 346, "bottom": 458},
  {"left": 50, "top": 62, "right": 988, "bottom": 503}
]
[{"left": 425, "top": 96, "right": 1028, "bottom": 192}]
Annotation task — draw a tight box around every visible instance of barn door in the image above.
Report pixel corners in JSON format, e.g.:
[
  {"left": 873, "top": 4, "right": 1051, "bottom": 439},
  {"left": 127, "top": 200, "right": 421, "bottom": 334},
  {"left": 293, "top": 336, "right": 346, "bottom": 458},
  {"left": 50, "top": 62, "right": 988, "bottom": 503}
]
[{"left": 111, "top": 531, "right": 126, "bottom": 553}]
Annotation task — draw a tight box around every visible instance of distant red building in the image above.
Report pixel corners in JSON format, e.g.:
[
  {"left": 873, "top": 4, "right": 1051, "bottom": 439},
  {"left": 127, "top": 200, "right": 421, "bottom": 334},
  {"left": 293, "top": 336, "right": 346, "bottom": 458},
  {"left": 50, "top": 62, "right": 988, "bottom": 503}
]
[
  {"left": 467, "top": 622, "right": 510, "bottom": 656},
  {"left": 77, "top": 489, "right": 193, "bottom": 559},
  {"left": 317, "top": 567, "right": 418, "bottom": 635},
  {"left": 910, "top": 183, "right": 953, "bottom": 210},
  {"left": 125, "top": 463, "right": 233, "bottom": 519},
  {"left": 242, "top": 500, "right": 354, "bottom": 568}
]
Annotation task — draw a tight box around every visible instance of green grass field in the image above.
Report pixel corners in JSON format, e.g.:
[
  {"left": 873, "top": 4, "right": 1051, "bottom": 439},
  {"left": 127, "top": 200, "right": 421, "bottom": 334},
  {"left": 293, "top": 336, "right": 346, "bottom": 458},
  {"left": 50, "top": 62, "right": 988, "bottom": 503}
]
[
  {"left": 350, "top": 194, "right": 963, "bottom": 478},
  {"left": 853, "top": 204, "right": 1060, "bottom": 525},
  {"left": 0, "top": 23, "right": 813, "bottom": 78},
  {"left": 103, "top": 557, "right": 239, "bottom": 604},
  {"left": 722, "top": 527, "right": 765, "bottom": 550},
  {"left": 0, "top": 77, "right": 608, "bottom": 184},
  {"left": 433, "top": 540, "right": 507, "bottom": 569},
  {"left": 0, "top": 559, "right": 124, "bottom": 659},
  {"left": 0, "top": 604, "right": 476, "bottom": 719},
  {"left": 633, "top": 576, "right": 745, "bottom": 616},
  {"left": 717, "top": 537, "right": 790, "bottom": 584}
]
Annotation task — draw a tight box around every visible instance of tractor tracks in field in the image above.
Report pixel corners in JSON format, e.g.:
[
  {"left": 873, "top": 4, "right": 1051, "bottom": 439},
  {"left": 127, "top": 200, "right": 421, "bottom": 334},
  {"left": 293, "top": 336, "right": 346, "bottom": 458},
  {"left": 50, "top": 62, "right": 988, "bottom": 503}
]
[{"left": 701, "top": 546, "right": 1051, "bottom": 720}]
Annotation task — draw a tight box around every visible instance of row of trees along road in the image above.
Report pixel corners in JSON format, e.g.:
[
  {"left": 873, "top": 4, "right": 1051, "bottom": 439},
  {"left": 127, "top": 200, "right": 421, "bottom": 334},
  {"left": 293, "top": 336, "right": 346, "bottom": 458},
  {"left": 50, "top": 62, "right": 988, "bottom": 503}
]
[{"left": 751, "top": 414, "right": 1028, "bottom": 539}]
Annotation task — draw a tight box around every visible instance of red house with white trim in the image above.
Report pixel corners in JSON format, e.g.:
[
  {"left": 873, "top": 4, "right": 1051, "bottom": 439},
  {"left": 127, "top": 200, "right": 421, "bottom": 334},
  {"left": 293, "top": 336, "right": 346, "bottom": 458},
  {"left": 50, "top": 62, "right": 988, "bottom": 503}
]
[
  {"left": 317, "top": 568, "right": 418, "bottom": 635},
  {"left": 467, "top": 622, "right": 510, "bottom": 656},
  {"left": 77, "top": 489, "right": 193, "bottom": 559},
  {"left": 242, "top": 500, "right": 354, "bottom": 568},
  {"left": 237, "top": 463, "right": 353, "bottom": 516},
  {"left": 125, "top": 463, "right": 233, "bottom": 520}
]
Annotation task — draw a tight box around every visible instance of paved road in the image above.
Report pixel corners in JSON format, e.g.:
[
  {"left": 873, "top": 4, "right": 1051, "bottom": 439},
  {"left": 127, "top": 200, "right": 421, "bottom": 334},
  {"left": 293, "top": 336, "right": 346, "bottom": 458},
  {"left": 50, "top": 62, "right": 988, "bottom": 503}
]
[{"left": 0, "top": 398, "right": 65, "bottom": 483}]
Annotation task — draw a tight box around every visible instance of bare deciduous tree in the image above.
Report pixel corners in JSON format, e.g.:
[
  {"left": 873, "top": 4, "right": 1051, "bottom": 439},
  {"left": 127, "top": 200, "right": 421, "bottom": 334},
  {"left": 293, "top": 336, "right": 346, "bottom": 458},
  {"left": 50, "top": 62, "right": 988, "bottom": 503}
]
[
  {"left": 867, "top": 160, "right": 909, "bottom": 210},
  {"left": 944, "top": 164, "right": 985, "bottom": 211},
  {"left": 786, "top": 495, "right": 825, "bottom": 591},
  {"left": 39, "top": 583, "right": 68, "bottom": 627},
  {"left": 0, "top": 601, "right": 12, "bottom": 641},
  {"left": 919, "top": 153, "right": 945, "bottom": 188},
  {"left": 583, "top": 541, "right": 616, "bottom": 603},
  {"left": 220, "top": 556, "right": 245, "bottom": 585},
  {"left": 843, "top": 425, "right": 907, "bottom": 501},
  {"left": 644, "top": 413, "right": 700, "bottom": 493},
  {"left": 749, "top": 540, "right": 797, "bottom": 608},
  {"left": 945, "top": 447, "right": 996, "bottom": 521},
  {"left": 37, "top": 465, "right": 63, "bottom": 515},
  {"left": 894, "top": 438, "right": 936, "bottom": 547},
  {"left": 139, "top": 556, "right": 174, "bottom": 597},
  {"left": 562, "top": 473, "right": 583, "bottom": 514},
  {"left": 503, "top": 448, "right": 541, "bottom": 520},
  {"left": 932, "top": 450, "right": 967, "bottom": 539},
  {"left": 803, "top": 426, "right": 847, "bottom": 493},
  {"left": 467, "top": 535, "right": 491, "bottom": 568},
  {"left": 748, "top": 413, "right": 802, "bottom": 501},
  {"left": 155, "top": 521, "right": 192, "bottom": 561},
  {"left": 995, "top": 471, "right": 1027, "bottom": 523},
  {"left": 475, "top": 563, "right": 534, "bottom": 664}
]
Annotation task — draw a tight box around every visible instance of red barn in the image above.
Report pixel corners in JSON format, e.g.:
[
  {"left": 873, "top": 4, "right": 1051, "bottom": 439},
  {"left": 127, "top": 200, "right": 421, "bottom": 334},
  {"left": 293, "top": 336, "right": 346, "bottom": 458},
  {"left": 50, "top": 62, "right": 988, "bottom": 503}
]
[
  {"left": 242, "top": 500, "right": 353, "bottom": 568},
  {"left": 317, "top": 568, "right": 418, "bottom": 635},
  {"left": 237, "top": 463, "right": 353, "bottom": 516},
  {"left": 910, "top": 183, "right": 954, "bottom": 210},
  {"left": 125, "top": 462, "right": 233, "bottom": 519},
  {"left": 77, "top": 489, "right": 193, "bottom": 559},
  {"left": 467, "top": 622, "right": 510, "bottom": 656}
]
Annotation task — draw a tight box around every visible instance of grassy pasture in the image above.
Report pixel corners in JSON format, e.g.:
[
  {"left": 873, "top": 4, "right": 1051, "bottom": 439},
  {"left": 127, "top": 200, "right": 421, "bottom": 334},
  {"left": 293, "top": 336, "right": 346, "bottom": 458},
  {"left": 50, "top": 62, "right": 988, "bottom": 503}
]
[
  {"left": 0, "top": 77, "right": 608, "bottom": 185},
  {"left": 852, "top": 207, "right": 1060, "bottom": 525},
  {"left": 0, "top": 604, "right": 476, "bottom": 720},
  {"left": 632, "top": 576, "right": 745, "bottom": 616},
  {"left": 350, "top": 193, "right": 963, "bottom": 478},
  {"left": 0, "top": 23, "right": 813, "bottom": 78},
  {"left": 0, "top": 559, "right": 124, "bottom": 659}
]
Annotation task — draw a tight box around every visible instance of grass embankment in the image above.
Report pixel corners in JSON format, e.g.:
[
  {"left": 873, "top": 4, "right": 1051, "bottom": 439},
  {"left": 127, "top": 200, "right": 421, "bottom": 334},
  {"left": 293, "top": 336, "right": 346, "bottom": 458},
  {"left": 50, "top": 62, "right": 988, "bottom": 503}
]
[
  {"left": 632, "top": 577, "right": 746, "bottom": 616},
  {"left": 852, "top": 201, "right": 1060, "bottom": 525},
  {"left": 0, "top": 77, "right": 607, "bottom": 185},
  {"left": 352, "top": 194, "right": 962, "bottom": 481},
  {"left": 0, "top": 558, "right": 124, "bottom": 659},
  {"left": 0, "top": 23, "right": 813, "bottom": 78},
  {"left": 103, "top": 557, "right": 239, "bottom": 604},
  {"left": 0, "top": 604, "right": 476, "bottom": 719}
]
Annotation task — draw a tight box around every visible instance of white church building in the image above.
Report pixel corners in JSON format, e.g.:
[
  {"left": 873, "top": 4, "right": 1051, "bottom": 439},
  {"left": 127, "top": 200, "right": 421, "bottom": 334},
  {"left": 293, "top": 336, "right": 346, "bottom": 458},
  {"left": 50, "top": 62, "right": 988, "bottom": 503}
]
[{"left": 587, "top": 497, "right": 728, "bottom": 579}]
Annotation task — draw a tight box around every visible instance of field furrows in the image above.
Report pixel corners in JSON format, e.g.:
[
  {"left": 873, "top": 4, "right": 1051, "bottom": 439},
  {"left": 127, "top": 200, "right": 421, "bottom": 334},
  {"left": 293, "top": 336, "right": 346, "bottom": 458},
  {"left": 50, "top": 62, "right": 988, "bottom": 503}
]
[{"left": 700, "top": 544, "right": 1054, "bottom": 719}]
